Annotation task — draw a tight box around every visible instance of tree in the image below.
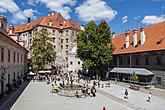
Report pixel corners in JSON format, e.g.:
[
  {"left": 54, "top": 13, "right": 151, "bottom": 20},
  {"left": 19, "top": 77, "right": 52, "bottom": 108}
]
[
  {"left": 31, "top": 28, "right": 56, "bottom": 72},
  {"left": 77, "top": 20, "right": 114, "bottom": 76},
  {"left": 130, "top": 72, "right": 139, "bottom": 83}
]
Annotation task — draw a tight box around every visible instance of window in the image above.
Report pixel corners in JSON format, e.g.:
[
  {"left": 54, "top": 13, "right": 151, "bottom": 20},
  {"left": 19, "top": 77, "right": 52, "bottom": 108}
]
[
  {"left": 8, "top": 49, "right": 10, "bottom": 62},
  {"left": 72, "top": 30, "right": 74, "bottom": 36},
  {"left": 49, "top": 21, "right": 52, "bottom": 26},
  {"left": 66, "top": 45, "right": 68, "bottom": 49},
  {"left": 78, "top": 61, "right": 80, "bottom": 65},
  {"left": 135, "top": 58, "right": 139, "bottom": 65},
  {"left": 52, "top": 38, "right": 55, "bottom": 43},
  {"left": 21, "top": 54, "right": 22, "bottom": 63},
  {"left": 54, "top": 45, "right": 56, "bottom": 49},
  {"left": 156, "top": 56, "right": 162, "bottom": 65},
  {"left": 66, "top": 30, "right": 69, "bottom": 36},
  {"left": 29, "top": 39, "right": 32, "bottom": 44},
  {"left": 145, "top": 57, "right": 149, "bottom": 65},
  {"left": 70, "top": 61, "right": 73, "bottom": 65},
  {"left": 66, "top": 38, "right": 68, "bottom": 43},
  {"left": 13, "top": 51, "right": 15, "bottom": 62},
  {"left": 14, "top": 72, "right": 16, "bottom": 79},
  {"left": 127, "top": 57, "right": 130, "bottom": 65},
  {"left": 1, "top": 47, "right": 4, "bottom": 62},
  {"left": 17, "top": 53, "right": 19, "bottom": 63},
  {"left": 119, "top": 57, "right": 123, "bottom": 65},
  {"left": 61, "top": 45, "right": 63, "bottom": 49},
  {"left": 52, "top": 30, "right": 55, "bottom": 36},
  {"left": 8, "top": 74, "right": 10, "bottom": 84},
  {"left": 61, "top": 39, "right": 63, "bottom": 44},
  {"left": 66, "top": 57, "right": 68, "bottom": 61},
  {"left": 66, "top": 51, "right": 68, "bottom": 55}
]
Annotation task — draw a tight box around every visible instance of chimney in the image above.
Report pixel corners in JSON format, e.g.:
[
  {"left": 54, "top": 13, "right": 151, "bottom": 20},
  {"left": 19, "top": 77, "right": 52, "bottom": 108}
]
[
  {"left": 48, "top": 12, "right": 51, "bottom": 16},
  {"left": 28, "top": 18, "right": 31, "bottom": 23},
  {"left": 80, "top": 25, "right": 84, "bottom": 31},
  {"left": 133, "top": 29, "right": 137, "bottom": 47},
  {"left": 51, "top": 12, "right": 55, "bottom": 15},
  {"left": 9, "top": 24, "right": 14, "bottom": 34},
  {"left": 112, "top": 32, "right": 115, "bottom": 39},
  {"left": 125, "top": 30, "right": 130, "bottom": 48},
  {"left": 59, "top": 21, "right": 63, "bottom": 29},
  {"left": 49, "top": 20, "right": 52, "bottom": 26},
  {"left": 0, "top": 15, "right": 7, "bottom": 32},
  {"left": 140, "top": 27, "right": 146, "bottom": 45}
]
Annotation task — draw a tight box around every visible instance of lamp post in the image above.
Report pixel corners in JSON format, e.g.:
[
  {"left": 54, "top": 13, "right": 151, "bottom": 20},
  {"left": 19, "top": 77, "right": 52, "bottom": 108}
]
[{"left": 1, "top": 66, "right": 6, "bottom": 97}]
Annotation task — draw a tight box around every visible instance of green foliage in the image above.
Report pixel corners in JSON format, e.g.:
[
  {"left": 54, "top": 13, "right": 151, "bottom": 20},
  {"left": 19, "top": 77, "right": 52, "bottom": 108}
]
[
  {"left": 77, "top": 20, "right": 114, "bottom": 72},
  {"left": 31, "top": 28, "right": 56, "bottom": 72},
  {"left": 130, "top": 72, "right": 139, "bottom": 83}
]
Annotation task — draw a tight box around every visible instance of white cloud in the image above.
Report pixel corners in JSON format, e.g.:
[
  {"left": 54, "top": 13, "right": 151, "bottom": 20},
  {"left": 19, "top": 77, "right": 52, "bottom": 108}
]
[
  {"left": 0, "top": 7, "right": 7, "bottom": 13},
  {"left": 75, "top": 0, "right": 117, "bottom": 22},
  {"left": 27, "top": 0, "right": 76, "bottom": 19},
  {"left": 122, "top": 16, "right": 128, "bottom": 23},
  {"left": 141, "top": 15, "right": 165, "bottom": 25},
  {"left": 0, "top": 0, "right": 19, "bottom": 13},
  {"left": 0, "top": 0, "right": 37, "bottom": 24},
  {"left": 12, "top": 9, "right": 37, "bottom": 24}
]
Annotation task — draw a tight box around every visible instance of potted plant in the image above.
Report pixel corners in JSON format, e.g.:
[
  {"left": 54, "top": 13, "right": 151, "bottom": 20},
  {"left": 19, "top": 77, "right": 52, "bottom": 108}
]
[{"left": 129, "top": 72, "right": 140, "bottom": 90}]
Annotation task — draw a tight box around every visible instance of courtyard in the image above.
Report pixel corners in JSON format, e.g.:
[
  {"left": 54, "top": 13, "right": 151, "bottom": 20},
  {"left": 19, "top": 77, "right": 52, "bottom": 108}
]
[
  {"left": 3, "top": 80, "right": 164, "bottom": 110},
  {"left": 10, "top": 81, "right": 132, "bottom": 110}
]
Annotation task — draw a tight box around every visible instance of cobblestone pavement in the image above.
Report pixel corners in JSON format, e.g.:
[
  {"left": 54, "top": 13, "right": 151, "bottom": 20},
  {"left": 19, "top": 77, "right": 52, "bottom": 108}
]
[{"left": 11, "top": 81, "right": 133, "bottom": 110}]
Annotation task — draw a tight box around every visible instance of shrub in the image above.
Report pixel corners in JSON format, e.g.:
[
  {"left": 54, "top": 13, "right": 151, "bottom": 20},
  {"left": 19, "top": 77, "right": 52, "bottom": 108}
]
[{"left": 130, "top": 72, "right": 138, "bottom": 83}]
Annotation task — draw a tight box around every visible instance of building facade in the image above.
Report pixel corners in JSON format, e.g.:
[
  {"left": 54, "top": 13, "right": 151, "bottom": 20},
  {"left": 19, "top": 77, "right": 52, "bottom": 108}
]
[
  {"left": 67, "top": 42, "right": 83, "bottom": 73},
  {"left": 110, "top": 22, "right": 165, "bottom": 88},
  {"left": 7, "top": 12, "right": 84, "bottom": 73},
  {"left": 0, "top": 16, "right": 28, "bottom": 97}
]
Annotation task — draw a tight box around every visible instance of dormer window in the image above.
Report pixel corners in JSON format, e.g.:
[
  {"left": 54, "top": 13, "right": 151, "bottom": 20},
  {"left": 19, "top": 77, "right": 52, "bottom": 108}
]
[
  {"left": 157, "top": 38, "right": 163, "bottom": 44},
  {"left": 48, "top": 20, "right": 52, "bottom": 26}
]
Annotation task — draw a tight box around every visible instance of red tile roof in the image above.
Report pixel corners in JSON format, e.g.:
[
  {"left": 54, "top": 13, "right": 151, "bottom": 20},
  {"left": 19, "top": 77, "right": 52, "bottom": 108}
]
[
  {"left": 0, "top": 15, "right": 6, "bottom": 20},
  {"left": 8, "top": 12, "right": 81, "bottom": 34},
  {"left": 112, "top": 22, "right": 165, "bottom": 55}
]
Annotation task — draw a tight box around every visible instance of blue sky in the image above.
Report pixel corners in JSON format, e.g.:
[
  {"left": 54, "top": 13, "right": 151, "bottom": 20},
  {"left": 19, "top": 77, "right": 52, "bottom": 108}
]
[{"left": 0, "top": 0, "right": 164, "bottom": 34}]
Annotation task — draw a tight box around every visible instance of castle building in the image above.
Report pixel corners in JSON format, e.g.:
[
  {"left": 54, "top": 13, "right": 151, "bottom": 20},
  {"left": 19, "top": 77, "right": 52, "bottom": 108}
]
[
  {"left": 110, "top": 22, "right": 165, "bottom": 88},
  {"left": 7, "top": 12, "right": 84, "bottom": 73},
  {"left": 0, "top": 15, "right": 28, "bottom": 97}
]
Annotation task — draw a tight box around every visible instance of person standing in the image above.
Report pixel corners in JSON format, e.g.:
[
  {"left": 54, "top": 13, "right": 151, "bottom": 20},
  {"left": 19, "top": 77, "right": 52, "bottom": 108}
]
[
  {"left": 91, "top": 86, "right": 96, "bottom": 97},
  {"left": 147, "top": 92, "right": 151, "bottom": 103},
  {"left": 93, "top": 80, "right": 96, "bottom": 87},
  {"left": 124, "top": 89, "right": 128, "bottom": 99},
  {"left": 98, "top": 81, "right": 100, "bottom": 88}
]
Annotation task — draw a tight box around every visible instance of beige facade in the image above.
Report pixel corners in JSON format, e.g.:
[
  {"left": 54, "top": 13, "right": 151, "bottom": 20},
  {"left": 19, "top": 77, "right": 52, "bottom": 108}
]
[
  {"left": 0, "top": 31, "right": 28, "bottom": 96},
  {"left": 67, "top": 42, "right": 83, "bottom": 73},
  {"left": 8, "top": 12, "right": 83, "bottom": 73},
  {"left": 0, "top": 15, "right": 28, "bottom": 96}
]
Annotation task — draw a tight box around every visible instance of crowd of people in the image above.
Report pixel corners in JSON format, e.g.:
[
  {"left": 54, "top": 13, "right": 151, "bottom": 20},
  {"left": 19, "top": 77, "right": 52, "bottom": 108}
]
[{"left": 45, "top": 72, "right": 99, "bottom": 98}]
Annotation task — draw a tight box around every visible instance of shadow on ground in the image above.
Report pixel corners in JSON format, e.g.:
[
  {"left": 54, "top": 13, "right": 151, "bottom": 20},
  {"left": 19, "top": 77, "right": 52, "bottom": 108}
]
[{"left": 0, "top": 81, "right": 31, "bottom": 110}]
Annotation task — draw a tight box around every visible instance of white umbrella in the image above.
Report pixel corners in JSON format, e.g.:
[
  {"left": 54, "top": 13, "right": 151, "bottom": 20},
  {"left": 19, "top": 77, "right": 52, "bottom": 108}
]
[
  {"left": 38, "top": 70, "right": 45, "bottom": 74},
  {"left": 45, "top": 70, "right": 51, "bottom": 73},
  {"left": 29, "top": 71, "right": 35, "bottom": 75}
]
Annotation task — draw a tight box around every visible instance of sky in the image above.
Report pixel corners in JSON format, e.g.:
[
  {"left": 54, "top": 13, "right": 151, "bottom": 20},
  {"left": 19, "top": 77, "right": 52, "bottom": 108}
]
[{"left": 0, "top": 0, "right": 165, "bottom": 34}]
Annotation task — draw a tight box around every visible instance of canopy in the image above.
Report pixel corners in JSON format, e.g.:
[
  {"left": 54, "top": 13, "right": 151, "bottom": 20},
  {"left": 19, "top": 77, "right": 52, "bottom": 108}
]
[
  {"left": 38, "top": 70, "right": 45, "bottom": 74},
  {"left": 28, "top": 71, "right": 35, "bottom": 75},
  {"left": 110, "top": 67, "right": 154, "bottom": 76},
  {"left": 45, "top": 70, "right": 51, "bottom": 73}
]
